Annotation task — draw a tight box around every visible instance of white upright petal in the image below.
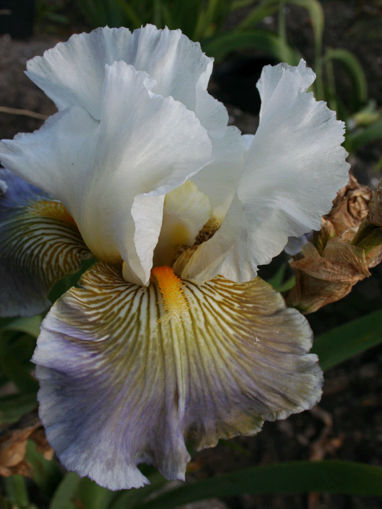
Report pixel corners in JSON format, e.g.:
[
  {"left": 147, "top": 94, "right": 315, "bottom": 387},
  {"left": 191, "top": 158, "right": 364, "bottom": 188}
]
[
  {"left": 26, "top": 25, "right": 228, "bottom": 135},
  {"left": 0, "top": 61, "right": 212, "bottom": 285},
  {"left": 192, "top": 125, "right": 244, "bottom": 218},
  {"left": 237, "top": 60, "right": 349, "bottom": 268},
  {"left": 178, "top": 61, "right": 349, "bottom": 283}
]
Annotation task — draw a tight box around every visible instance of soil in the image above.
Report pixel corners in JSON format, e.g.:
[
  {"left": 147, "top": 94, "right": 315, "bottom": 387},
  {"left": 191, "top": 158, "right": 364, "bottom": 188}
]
[{"left": 0, "top": 1, "right": 381, "bottom": 508}]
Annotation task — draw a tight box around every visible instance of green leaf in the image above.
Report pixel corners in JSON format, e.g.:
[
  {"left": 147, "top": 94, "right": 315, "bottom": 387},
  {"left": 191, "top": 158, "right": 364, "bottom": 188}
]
[
  {"left": 0, "top": 393, "right": 37, "bottom": 424},
  {"left": 345, "top": 120, "right": 382, "bottom": 153},
  {"left": 110, "top": 472, "right": 166, "bottom": 509},
  {"left": 325, "top": 48, "right": 368, "bottom": 109},
  {"left": 267, "top": 264, "right": 296, "bottom": 293},
  {"left": 313, "top": 309, "right": 382, "bottom": 371},
  {"left": 26, "top": 441, "right": 62, "bottom": 499},
  {"left": 74, "top": 478, "right": 115, "bottom": 509},
  {"left": 49, "top": 257, "right": 96, "bottom": 303},
  {"left": 0, "top": 335, "right": 38, "bottom": 394},
  {"left": 238, "top": 0, "right": 279, "bottom": 30},
  {"left": 50, "top": 472, "right": 81, "bottom": 509},
  {"left": 2, "top": 316, "right": 42, "bottom": 338},
  {"left": 4, "top": 476, "right": 29, "bottom": 508},
  {"left": 203, "top": 29, "right": 300, "bottom": 64},
  {"left": 288, "top": 0, "right": 324, "bottom": 53},
  {"left": 116, "top": 0, "right": 142, "bottom": 27},
  {"left": 139, "top": 461, "right": 382, "bottom": 508}
]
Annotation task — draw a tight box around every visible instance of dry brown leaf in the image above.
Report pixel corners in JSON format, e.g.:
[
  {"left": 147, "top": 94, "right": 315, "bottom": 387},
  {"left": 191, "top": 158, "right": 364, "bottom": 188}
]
[
  {"left": 288, "top": 239, "right": 370, "bottom": 313},
  {"left": 368, "top": 178, "right": 382, "bottom": 226},
  {"left": 0, "top": 411, "right": 53, "bottom": 477}
]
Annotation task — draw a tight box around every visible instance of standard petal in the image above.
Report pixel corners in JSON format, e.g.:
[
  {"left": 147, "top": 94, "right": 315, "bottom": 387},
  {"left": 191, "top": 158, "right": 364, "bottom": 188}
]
[
  {"left": 26, "top": 25, "right": 228, "bottom": 135},
  {"left": 0, "top": 170, "right": 92, "bottom": 316},
  {"left": 176, "top": 61, "right": 349, "bottom": 283},
  {"left": 87, "top": 61, "right": 212, "bottom": 284},
  {"left": 33, "top": 262, "right": 322, "bottom": 490},
  {"left": 235, "top": 60, "right": 349, "bottom": 271},
  {"left": 0, "top": 62, "right": 212, "bottom": 285}
]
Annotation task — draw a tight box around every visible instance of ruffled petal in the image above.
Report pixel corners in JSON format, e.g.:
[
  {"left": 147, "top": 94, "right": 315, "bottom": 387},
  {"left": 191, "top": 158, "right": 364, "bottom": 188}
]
[
  {"left": 237, "top": 60, "right": 349, "bottom": 269},
  {"left": 0, "top": 62, "right": 212, "bottom": 285},
  {"left": 181, "top": 60, "right": 349, "bottom": 283},
  {"left": 26, "top": 25, "right": 228, "bottom": 135},
  {"left": 0, "top": 170, "right": 92, "bottom": 317},
  {"left": 33, "top": 262, "right": 322, "bottom": 490}
]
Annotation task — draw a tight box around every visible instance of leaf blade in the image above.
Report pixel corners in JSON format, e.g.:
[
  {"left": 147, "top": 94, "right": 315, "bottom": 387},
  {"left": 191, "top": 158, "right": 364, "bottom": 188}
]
[
  {"left": 313, "top": 309, "right": 382, "bottom": 371},
  {"left": 139, "top": 461, "right": 382, "bottom": 509}
]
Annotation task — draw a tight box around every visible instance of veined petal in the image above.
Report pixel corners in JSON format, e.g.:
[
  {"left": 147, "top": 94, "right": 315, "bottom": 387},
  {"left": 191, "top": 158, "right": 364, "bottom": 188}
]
[
  {"left": 233, "top": 60, "right": 349, "bottom": 273},
  {"left": 0, "top": 170, "right": 92, "bottom": 316},
  {"left": 33, "top": 262, "right": 322, "bottom": 490},
  {"left": 26, "top": 25, "right": 228, "bottom": 135},
  {"left": 0, "top": 62, "right": 212, "bottom": 285}
]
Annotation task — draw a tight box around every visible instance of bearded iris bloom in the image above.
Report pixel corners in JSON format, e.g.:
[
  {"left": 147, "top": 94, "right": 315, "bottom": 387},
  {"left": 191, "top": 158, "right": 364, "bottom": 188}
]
[{"left": 0, "top": 26, "right": 348, "bottom": 490}]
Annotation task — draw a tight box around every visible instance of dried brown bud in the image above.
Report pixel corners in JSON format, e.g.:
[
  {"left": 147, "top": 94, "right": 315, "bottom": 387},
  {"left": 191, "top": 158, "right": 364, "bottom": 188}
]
[
  {"left": 287, "top": 175, "right": 382, "bottom": 314},
  {"left": 325, "top": 174, "right": 372, "bottom": 237}
]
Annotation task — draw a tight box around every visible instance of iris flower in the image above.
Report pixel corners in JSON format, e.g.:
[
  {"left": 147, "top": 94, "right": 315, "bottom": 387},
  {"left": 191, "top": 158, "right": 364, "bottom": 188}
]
[{"left": 0, "top": 26, "right": 348, "bottom": 490}]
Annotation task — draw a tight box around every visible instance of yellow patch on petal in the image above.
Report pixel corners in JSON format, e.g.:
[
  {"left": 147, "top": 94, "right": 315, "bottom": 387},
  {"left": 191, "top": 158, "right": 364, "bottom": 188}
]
[
  {"left": 151, "top": 266, "right": 188, "bottom": 320},
  {"left": 29, "top": 199, "right": 76, "bottom": 227}
]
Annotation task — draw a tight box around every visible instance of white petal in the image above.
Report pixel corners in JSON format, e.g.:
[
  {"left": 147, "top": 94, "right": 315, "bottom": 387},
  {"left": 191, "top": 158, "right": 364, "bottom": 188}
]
[
  {"left": 0, "top": 61, "right": 212, "bottom": 286},
  {"left": 192, "top": 125, "right": 244, "bottom": 218},
  {"left": 26, "top": 25, "right": 228, "bottom": 135},
  {"left": 236, "top": 59, "right": 349, "bottom": 270},
  {"left": 178, "top": 61, "right": 349, "bottom": 283},
  {"left": 0, "top": 108, "right": 98, "bottom": 211}
]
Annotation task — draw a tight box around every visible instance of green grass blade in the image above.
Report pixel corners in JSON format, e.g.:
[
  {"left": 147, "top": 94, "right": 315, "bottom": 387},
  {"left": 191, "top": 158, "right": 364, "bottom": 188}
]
[
  {"left": 74, "top": 478, "right": 115, "bottom": 509},
  {"left": 288, "top": 0, "right": 324, "bottom": 53},
  {"left": 4, "top": 475, "right": 29, "bottom": 508},
  {"left": 139, "top": 461, "right": 382, "bottom": 508},
  {"left": 288, "top": 0, "right": 324, "bottom": 97},
  {"left": 49, "top": 472, "right": 81, "bottom": 509},
  {"left": 110, "top": 472, "right": 166, "bottom": 509},
  {"left": 313, "top": 309, "right": 382, "bottom": 371},
  {"left": 203, "top": 29, "right": 301, "bottom": 64},
  {"left": 116, "top": 0, "right": 142, "bottom": 27},
  {"left": 325, "top": 48, "right": 368, "bottom": 109},
  {"left": 238, "top": 0, "right": 279, "bottom": 30}
]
